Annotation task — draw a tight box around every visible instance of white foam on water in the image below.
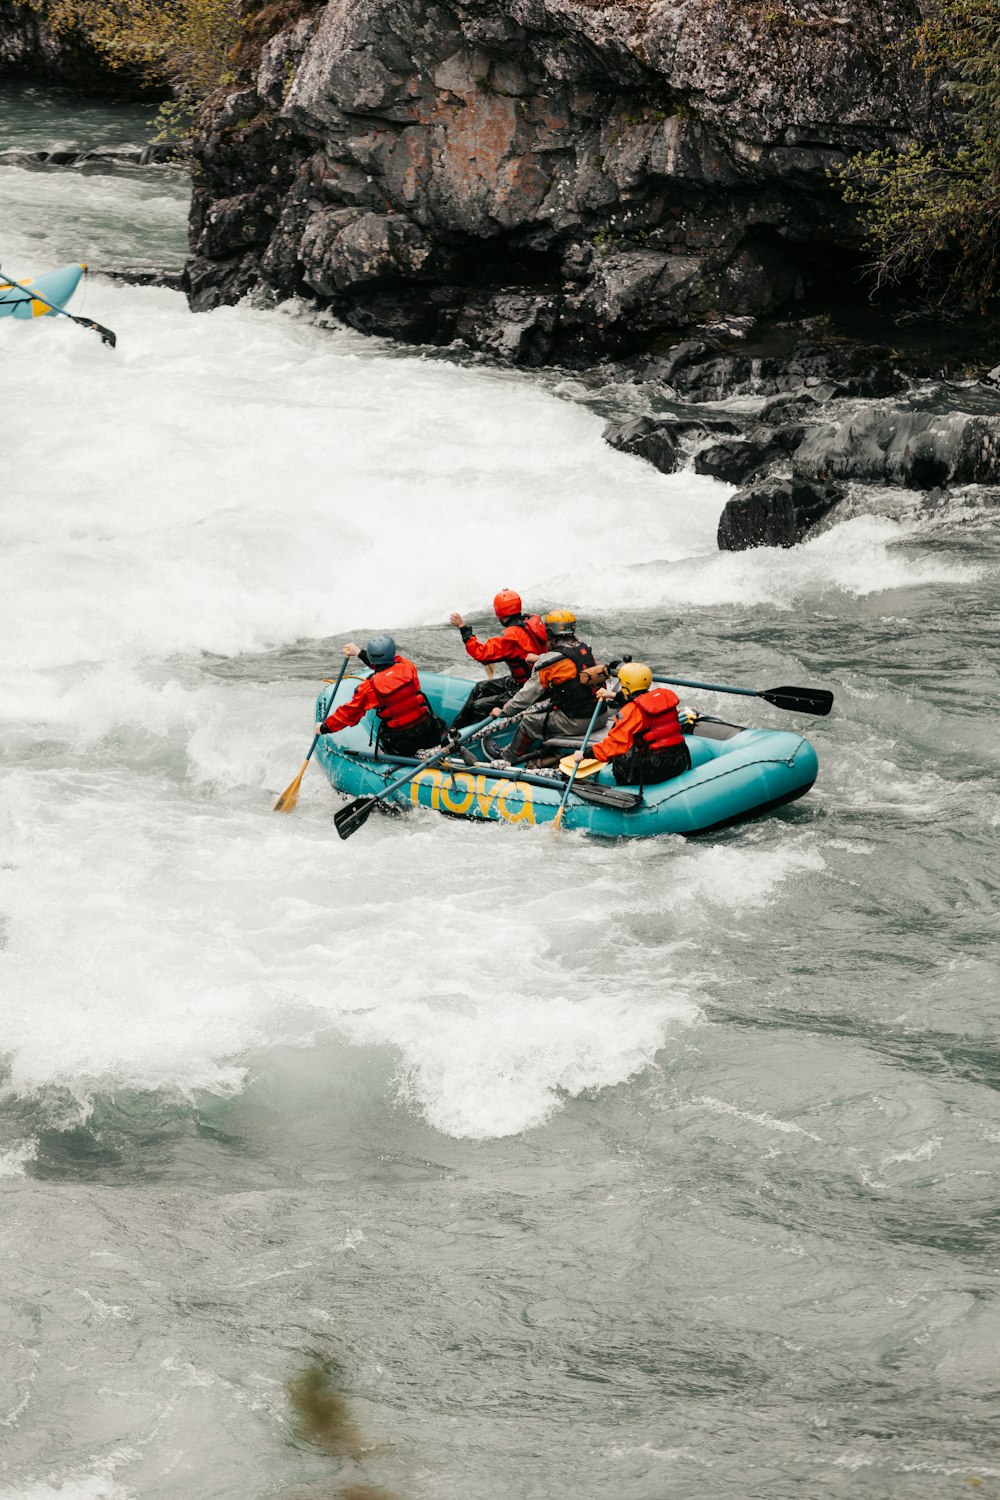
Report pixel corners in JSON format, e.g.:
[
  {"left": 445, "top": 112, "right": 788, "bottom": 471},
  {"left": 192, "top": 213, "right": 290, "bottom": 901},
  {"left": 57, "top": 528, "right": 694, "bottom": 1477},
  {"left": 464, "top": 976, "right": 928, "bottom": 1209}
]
[
  {"left": 0, "top": 162, "right": 188, "bottom": 269},
  {"left": 657, "top": 839, "right": 826, "bottom": 917},
  {"left": 556, "top": 513, "right": 986, "bottom": 612},
  {"left": 0, "top": 1140, "right": 38, "bottom": 1178},
  {"left": 0, "top": 750, "right": 707, "bottom": 1136},
  {"left": 0, "top": 1484, "right": 128, "bottom": 1500},
  {"left": 0, "top": 266, "right": 974, "bottom": 1140},
  {"left": 1, "top": 281, "right": 724, "bottom": 690},
  {"left": 0, "top": 1456, "right": 135, "bottom": 1500}
]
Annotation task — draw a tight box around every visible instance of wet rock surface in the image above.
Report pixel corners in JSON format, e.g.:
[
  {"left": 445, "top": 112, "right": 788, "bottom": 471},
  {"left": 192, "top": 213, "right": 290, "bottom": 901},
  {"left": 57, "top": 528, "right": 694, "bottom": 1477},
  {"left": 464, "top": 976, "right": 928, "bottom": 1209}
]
[
  {"left": 186, "top": 0, "right": 936, "bottom": 361},
  {"left": 603, "top": 412, "right": 741, "bottom": 475},
  {"left": 601, "top": 331, "right": 1000, "bottom": 548},
  {"left": 694, "top": 424, "right": 807, "bottom": 485},
  {"left": 793, "top": 408, "right": 1000, "bottom": 489},
  {"left": 717, "top": 477, "right": 844, "bottom": 550}
]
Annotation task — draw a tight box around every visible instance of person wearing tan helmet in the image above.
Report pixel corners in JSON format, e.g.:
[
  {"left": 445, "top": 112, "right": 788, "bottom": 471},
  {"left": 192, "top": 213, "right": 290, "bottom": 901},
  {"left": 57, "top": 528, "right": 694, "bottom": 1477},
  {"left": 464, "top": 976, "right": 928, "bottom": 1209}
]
[{"left": 495, "top": 608, "right": 609, "bottom": 763}]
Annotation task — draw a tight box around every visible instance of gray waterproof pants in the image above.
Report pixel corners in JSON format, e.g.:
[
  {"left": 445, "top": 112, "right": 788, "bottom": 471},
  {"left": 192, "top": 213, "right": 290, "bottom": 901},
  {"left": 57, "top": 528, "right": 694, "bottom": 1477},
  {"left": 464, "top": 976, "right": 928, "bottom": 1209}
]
[{"left": 516, "top": 702, "right": 607, "bottom": 749}]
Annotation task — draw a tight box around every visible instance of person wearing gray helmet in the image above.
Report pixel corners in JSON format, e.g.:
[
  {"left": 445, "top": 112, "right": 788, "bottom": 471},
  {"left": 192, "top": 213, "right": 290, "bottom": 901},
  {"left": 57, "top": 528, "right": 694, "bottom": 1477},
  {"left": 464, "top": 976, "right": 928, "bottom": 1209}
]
[{"left": 317, "top": 634, "right": 442, "bottom": 756}]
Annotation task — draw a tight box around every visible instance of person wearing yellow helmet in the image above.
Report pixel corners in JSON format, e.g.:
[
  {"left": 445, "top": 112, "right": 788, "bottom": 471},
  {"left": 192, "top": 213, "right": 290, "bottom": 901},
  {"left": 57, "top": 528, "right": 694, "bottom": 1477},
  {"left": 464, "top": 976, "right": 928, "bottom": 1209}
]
[
  {"left": 494, "top": 608, "right": 609, "bottom": 762},
  {"left": 573, "top": 661, "right": 692, "bottom": 786}
]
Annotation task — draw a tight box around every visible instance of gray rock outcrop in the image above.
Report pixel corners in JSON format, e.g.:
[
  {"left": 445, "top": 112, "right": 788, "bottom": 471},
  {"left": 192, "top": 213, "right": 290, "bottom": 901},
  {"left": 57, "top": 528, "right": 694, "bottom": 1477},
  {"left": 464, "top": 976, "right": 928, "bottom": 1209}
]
[
  {"left": 717, "top": 477, "right": 844, "bottom": 550},
  {"left": 793, "top": 408, "right": 1000, "bottom": 488},
  {"left": 186, "top": 0, "right": 936, "bottom": 361},
  {"left": 0, "top": 0, "right": 148, "bottom": 92}
]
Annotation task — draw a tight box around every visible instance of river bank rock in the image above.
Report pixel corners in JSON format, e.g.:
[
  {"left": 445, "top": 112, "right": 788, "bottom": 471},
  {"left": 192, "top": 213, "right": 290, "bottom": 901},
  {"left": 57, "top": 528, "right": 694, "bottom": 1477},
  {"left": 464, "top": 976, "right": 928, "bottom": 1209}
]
[
  {"left": 717, "top": 477, "right": 844, "bottom": 550},
  {"left": 694, "top": 423, "right": 808, "bottom": 484},
  {"left": 603, "top": 412, "right": 741, "bottom": 474},
  {"left": 793, "top": 408, "right": 1000, "bottom": 488},
  {"left": 186, "top": 0, "right": 938, "bottom": 360}
]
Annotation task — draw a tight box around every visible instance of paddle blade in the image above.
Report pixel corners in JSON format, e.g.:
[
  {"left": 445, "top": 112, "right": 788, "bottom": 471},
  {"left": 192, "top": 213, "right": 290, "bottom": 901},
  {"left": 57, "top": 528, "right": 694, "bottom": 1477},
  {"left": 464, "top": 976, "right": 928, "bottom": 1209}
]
[
  {"left": 333, "top": 796, "right": 377, "bottom": 840},
  {"left": 273, "top": 760, "right": 308, "bottom": 813},
  {"left": 760, "top": 685, "right": 834, "bottom": 716},
  {"left": 72, "top": 313, "right": 116, "bottom": 348},
  {"left": 558, "top": 755, "right": 602, "bottom": 780}
]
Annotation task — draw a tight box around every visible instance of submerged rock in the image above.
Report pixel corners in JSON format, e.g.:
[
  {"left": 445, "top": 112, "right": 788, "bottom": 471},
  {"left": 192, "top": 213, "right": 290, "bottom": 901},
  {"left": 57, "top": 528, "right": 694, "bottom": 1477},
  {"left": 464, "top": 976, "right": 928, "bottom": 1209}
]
[{"left": 717, "top": 477, "right": 844, "bottom": 551}]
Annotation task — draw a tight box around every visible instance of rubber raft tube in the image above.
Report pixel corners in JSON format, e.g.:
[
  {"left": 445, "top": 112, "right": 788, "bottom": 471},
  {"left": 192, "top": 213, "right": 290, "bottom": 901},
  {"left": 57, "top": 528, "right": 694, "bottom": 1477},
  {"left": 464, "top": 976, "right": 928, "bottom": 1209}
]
[
  {"left": 313, "top": 670, "right": 819, "bottom": 838},
  {"left": 0, "top": 263, "right": 85, "bottom": 319}
]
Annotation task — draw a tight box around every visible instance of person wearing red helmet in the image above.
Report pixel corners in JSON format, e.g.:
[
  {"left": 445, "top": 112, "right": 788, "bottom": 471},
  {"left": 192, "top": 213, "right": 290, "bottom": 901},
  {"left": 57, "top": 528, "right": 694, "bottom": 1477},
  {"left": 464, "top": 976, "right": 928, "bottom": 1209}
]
[
  {"left": 449, "top": 589, "right": 548, "bottom": 729},
  {"left": 494, "top": 608, "right": 609, "bottom": 764}
]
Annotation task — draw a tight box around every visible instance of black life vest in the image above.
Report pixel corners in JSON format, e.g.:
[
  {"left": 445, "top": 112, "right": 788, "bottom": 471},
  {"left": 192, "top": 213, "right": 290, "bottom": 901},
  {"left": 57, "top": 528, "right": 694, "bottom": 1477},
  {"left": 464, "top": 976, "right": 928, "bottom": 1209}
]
[{"left": 547, "top": 643, "right": 598, "bottom": 718}]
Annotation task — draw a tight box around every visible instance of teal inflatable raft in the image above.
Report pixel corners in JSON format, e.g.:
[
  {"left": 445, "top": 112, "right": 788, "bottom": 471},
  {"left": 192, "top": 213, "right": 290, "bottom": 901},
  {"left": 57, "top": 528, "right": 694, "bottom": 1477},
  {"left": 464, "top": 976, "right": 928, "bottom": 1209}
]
[
  {"left": 314, "top": 671, "right": 819, "bottom": 838},
  {"left": 0, "top": 262, "right": 85, "bottom": 319}
]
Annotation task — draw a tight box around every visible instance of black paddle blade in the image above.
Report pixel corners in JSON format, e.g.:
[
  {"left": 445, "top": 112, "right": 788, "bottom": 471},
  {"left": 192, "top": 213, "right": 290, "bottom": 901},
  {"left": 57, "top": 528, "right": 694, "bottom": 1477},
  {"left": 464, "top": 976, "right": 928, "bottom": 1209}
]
[
  {"left": 760, "top": 685, "right": 834, "bottom": 716},
  {"left": 87, "top": 318, "right": 117, "bottom": 348},
  {"left": 333, "top": 796, "right": 377, "bottom": 840}
]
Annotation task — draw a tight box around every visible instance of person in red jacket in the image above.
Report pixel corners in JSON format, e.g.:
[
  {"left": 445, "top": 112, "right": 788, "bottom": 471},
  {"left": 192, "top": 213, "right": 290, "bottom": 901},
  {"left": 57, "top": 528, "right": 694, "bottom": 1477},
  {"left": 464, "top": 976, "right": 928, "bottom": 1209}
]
[
  {"left": 495, "top": 608, "right": 609, "bottom": 762},
  {"left": 574, "top": 662, "right": 691, "bottom": 786},
  {"left": 317, "top": 633, "right": 442, "bottom": 756},
  {"left": 450, "top": 589, "right": 549, "bottom": 728}
]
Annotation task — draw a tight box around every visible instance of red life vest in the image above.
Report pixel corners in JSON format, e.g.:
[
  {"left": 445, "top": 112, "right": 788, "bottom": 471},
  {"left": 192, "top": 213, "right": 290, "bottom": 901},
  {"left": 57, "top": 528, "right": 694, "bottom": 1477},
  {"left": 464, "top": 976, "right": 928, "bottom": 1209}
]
[
  {"left": 502, "top": 613, "right": 548, "bottom": 683},
  {"left": 370, "top": 657, "right": 430, "bottom": 731},
  {"left": 633, "top": 687, "right": 684, "bottom": 750}
]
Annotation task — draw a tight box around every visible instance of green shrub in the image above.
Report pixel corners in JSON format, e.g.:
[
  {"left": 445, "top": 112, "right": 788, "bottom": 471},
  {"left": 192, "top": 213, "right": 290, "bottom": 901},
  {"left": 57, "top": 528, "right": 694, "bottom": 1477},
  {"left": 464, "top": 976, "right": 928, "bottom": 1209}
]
[{"left": 838, "top": 0, "right": 1000, "bottom": 306}]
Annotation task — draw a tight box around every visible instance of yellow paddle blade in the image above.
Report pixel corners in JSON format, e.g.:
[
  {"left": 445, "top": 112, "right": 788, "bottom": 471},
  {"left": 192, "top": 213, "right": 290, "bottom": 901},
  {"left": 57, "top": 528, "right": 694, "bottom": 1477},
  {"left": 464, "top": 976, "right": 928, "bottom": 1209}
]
[
  {"left": 273, "top": 759, "right": 309, "bottom": 813},
  {"left": 558, "top": 755, "right": 602, "bottom": 780}
]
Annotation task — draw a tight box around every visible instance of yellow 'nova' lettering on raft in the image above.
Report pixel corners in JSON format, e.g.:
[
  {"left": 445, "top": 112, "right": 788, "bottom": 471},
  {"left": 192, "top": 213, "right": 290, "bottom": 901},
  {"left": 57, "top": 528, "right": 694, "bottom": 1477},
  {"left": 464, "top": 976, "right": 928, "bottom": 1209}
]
[{"left": 409, "top": 768, "right": 535, "bottom": 824}]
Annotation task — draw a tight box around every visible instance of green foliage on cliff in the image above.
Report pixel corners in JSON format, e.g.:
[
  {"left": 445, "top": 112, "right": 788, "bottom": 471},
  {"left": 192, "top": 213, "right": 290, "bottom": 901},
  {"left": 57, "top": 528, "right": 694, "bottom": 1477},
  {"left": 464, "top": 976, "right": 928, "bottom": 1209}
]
[
  {"left": 840, "top": 0, "right": 1000, "bottom": 305},
  {"left": 41, "top": 0, "right": 240, "bottom": 90}
]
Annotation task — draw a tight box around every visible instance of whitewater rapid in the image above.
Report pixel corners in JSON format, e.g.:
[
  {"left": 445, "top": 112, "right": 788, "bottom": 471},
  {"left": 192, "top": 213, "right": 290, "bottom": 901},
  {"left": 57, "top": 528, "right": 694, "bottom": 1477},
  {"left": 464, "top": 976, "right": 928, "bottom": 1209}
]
[
  {"left": 4, "top": 84, "right": 1000, "bottom": 1500},
  {"left": 1, "top": 263, "right": 990, "bottom": 1141}
]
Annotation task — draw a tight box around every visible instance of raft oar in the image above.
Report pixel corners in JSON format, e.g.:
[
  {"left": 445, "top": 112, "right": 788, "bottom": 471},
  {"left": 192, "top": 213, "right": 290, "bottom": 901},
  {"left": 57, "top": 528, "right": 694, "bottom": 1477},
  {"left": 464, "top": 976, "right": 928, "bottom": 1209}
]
[
  {"left": 333, "top": 714, "right": 499, "bottom": 841},
  {"left": 652, "top": 676, "right": 833, "bottom": 717},
  {"left": 0, "top": 263, "right": 117, "bottom": 349},
  {"left": 552, "top": 700, "right": 603, "bottom": 831},
  {"left": 273, "top": 656, "right": 351, "bottom": 813}
]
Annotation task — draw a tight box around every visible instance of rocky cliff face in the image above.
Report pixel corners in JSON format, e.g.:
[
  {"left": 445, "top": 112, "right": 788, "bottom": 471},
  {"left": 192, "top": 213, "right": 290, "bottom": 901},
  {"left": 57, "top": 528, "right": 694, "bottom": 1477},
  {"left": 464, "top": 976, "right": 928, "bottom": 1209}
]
[{"left": 187, "top": 0, "right": 934, "bottom": 362}]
